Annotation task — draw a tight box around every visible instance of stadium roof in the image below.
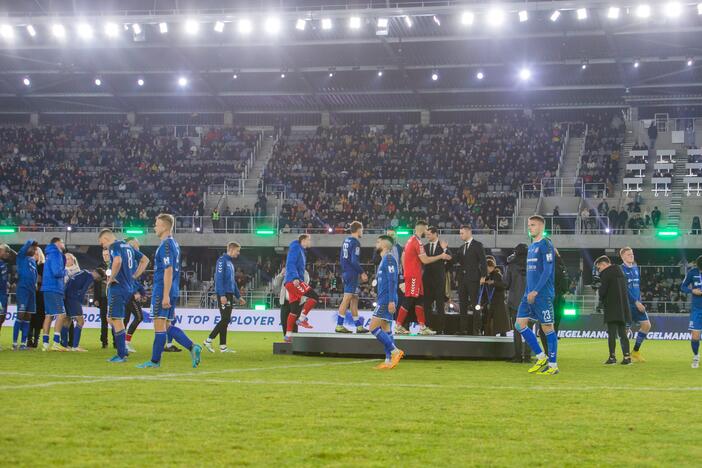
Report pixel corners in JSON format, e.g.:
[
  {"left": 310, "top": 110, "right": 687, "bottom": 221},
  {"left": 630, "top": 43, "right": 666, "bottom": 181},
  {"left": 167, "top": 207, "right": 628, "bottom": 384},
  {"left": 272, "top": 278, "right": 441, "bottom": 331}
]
[{"left": 1, "top": 0, "right": 702, "bottom": 116}]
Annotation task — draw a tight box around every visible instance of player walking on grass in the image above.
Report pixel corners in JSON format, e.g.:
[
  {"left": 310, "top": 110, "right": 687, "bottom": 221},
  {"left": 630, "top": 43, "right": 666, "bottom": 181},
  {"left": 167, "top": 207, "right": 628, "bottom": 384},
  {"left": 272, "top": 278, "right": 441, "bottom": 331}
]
[
  {"left": 137, "top": 214, "right": 202, "bottom": 369},
  {"left": 204, "top": 242, "right": 246, "bottom": 353},
  {"left": 515, "top": 215, "right": 559, "bottom": 375},
  {"left": 394, "top": 220, "right": 450, "bottom": 335},
  {"left": 41, "top": 238, "right": 67, "bottom": 352},
  {"left": 336, "top": 221, "right": 369, "bottom": 334},
  {"left": 283, "top": 234, "right": 320, "bottom": 342},
  {"left": 124, "top": 237, "right": 149, "bottom": 354},
  {"left": 64, "top": 268, "right": 106, "bottom": 351},
  {"left": 99, "top": 229, "right": 149, "bottom": 362},
  {"left": 681, "top": 255, "right": 702, "bottom": 369},
  {"left": 620, "top": 247, "right": 651, "bottom": 362},
  {"left": 371, "top": 235, "right": 404, "bottom": 370}
]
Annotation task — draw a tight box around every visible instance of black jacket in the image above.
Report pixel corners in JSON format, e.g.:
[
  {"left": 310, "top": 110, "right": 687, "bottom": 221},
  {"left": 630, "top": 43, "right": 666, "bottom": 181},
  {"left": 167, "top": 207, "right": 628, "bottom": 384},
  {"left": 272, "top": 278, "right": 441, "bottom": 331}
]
[
  {"left": 422, "top": 241, "right": 447, "bottom": 286},
  {"left": 505, "top": 252, "right": 527, "bottom": 310},
  {"left": 598, "top": 264, "right": 633, "bottom": 324},
  {"left": 451, "top": 238, "right": 487, "bottom": 282}
]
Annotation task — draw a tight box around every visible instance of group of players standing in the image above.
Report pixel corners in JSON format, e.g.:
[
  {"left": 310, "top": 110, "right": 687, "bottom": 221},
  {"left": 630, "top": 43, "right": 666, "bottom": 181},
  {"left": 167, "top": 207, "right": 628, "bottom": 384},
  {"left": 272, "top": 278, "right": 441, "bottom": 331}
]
[{"left": 0, "top": 214, "right": 202, "bottom": 369}]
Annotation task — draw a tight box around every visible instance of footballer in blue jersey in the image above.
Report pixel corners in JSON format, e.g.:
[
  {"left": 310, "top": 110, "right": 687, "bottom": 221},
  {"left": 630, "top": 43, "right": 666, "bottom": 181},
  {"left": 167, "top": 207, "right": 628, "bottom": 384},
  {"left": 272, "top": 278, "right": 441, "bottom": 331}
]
[
  {"left": 336, "top": 221, "right": 370, "bottom": 334},
  {"left": 124, "top": 237, "right": 150, "bottom": 354},
  {"left": 620, "top": 247, "right": 651, "bottom": 362},
  {"left": 515, "top": 215, "right": 559, "bottom": 375},
  {"left": 64, "top": 268, "right": 106, "bottom": 351},
  {"left": 11, "top": 240, "right": 36, "bottom": 348},
  {"left": 369, "top": 235, "right": 404, "bottom": 370},
  {"left": 137, "top": 214, "right": 201, "bottom": 369},
  {"left": 681, "top": 256, "right": 702, "bottom": 368},
  {"left": 99, "top": 229, "right": 149, "bottom": 362}
]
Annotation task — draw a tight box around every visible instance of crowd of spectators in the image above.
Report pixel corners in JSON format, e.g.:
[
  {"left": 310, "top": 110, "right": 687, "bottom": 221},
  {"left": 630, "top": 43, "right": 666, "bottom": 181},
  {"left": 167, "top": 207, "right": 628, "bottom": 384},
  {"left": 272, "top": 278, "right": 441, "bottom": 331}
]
[
  {"left": 0, "top": 124, "right": 258, "bottom": 228},
  {"left": 266, "top": 115, "right": 563, "bottom": 231},
  {"left": 577, "top": 113, "right": 625, "bottom": 197}
]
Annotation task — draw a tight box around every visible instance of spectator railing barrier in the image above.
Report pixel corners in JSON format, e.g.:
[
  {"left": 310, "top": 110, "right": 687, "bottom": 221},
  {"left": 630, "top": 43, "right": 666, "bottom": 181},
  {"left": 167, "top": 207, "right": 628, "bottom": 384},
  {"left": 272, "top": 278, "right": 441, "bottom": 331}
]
[
  {"left": 540, "top": 177, "right": 585, "bottom": 197},
  {"left": 498, "top": 215, "right": 612, "bottom": 235}
]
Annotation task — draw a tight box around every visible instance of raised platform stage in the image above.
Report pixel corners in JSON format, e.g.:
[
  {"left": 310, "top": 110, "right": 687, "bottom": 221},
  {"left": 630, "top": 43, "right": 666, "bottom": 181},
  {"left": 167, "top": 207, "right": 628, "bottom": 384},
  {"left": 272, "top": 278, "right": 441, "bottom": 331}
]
[{"left": 273, "top": 333, "right": 514, "bottom": 360}]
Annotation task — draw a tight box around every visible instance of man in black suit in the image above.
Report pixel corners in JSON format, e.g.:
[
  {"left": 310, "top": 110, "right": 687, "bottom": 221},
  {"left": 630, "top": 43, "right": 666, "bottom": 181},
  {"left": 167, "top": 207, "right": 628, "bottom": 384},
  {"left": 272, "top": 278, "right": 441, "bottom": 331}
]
[
  {"left": 452, "top": 225, "right": 487, "bottom": 335},
  {"left": 423, "top": 226, "right": 449, "bottom": 334}
]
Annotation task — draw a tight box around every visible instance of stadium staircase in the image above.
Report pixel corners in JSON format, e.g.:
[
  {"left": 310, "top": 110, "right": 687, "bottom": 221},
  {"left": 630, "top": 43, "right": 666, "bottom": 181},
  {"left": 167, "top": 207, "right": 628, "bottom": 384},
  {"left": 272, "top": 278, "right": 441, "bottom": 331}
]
[
  {"left": 559, "top": 135, "right": 584, "bottom": 179},
  {"left": 665, "top": 152, "right": 688, "bottom": 228}
]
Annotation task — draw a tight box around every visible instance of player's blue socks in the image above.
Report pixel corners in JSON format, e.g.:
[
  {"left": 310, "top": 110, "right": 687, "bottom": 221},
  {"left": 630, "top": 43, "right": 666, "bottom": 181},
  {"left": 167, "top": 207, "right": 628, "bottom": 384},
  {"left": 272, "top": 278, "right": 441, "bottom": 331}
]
[
  {"left": 354, "top": 317, "right": 364, "bottom": 328},
  {"left": 546, "top": 330, "right": 558, "bottom": 364},
  {"left": 73, "top": 325, "right": 82, "bottom": 348},
  {"left": 12, "top": 320, "right": 21, "bottom": 344},
  {"left": 151, "top": 331, "right": 167, "bottom": 364},
  {"left": 167, "top": 326, "right": 193, "bottom": 351},
  {"left": 634, "top": 331, "right": 647, "bottom": 352},
  {"left": 53, "top": 331, "right": 61, "bottom": 344},
  {"left": 692, "top": 339, "right": 700, "bottom": 356},
  {"left": 114, "top": 329, "right": 127, "bottom": 358},
  {"left": 371, "top": 327, "right": 395, "bottom": 357},
  {"left": 60, "top": 326, "right": 69, "bottom": 347},
  {"left": 336, "top": 315, "right": 345, "bottom": 326},
  {"left": 20, "top": 320, "right": 29, "bottom": 344},
  {"left": 518, "top": 326, "right": 543, "bottom": 356},
  {"left": 42, "top": 334, "right": 49, "bottom": 345}
]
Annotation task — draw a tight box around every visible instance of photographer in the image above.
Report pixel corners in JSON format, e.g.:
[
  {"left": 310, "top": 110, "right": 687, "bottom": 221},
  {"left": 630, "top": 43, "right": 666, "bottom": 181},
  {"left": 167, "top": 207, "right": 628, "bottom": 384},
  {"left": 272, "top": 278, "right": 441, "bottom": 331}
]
[{"left": 594, "top": 256, "right": 632, "bottom": 365}]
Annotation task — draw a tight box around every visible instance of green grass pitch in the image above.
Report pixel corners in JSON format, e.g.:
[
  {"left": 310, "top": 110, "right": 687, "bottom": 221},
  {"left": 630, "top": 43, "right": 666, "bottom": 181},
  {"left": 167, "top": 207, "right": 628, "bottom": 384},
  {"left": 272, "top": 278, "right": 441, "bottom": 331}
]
[{"left": 1, "top": 330, "right": 701, "bottom": 466}]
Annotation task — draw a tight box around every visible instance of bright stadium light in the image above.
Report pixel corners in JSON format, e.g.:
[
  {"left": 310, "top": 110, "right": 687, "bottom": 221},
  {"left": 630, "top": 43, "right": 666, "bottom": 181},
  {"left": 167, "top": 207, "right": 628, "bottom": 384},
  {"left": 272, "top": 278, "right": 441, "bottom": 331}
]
[
  {"left": 66, "top": 226, "right": 73, "bottom": 232},
  {"left": 576, "top": 8, "right": 588, "bottom": 20},
  {"left": 159, "top": 22, "right": 168, "bottom": 34},
  {"left": 26, "top": 24, "right": 36, "bottom": 37},
  {"left": 476, "top": 71, "right": 484, "bottom": 80},
  {"left": 76, "top": 23, "right": 93, "bottom": 40},
  {"left": 635, "top": 4, "right": 651, "bottom": 18},
  {"left": 131, "top": 23, "right": 142, "bottom": 35},
  {"left": 137, "top": 78, "right": 144, "bottom": 86},
  {"left": 0, "top": 24, "right": 13, "bottom": 40},
  {"left": 295, "top": 18, "right": 306, "bottom": 31},
  {"left": 23, "top": 77, "right": 30, "bottom": 86},
  {"left": 433, "top": 15, "right": 441, "bottom": 26},
  {"left": 184, "top": 19, "right": 199, "bottom": 35},
  {"left": 461, "top": 11, "right": 475, "bottom": 25},
  {"left": 52, "top": 23, "right": 66, "bottom": 39},
  {"left": 104, "top": 22, "right": 119, "bottom": 38},
  {"left": 264, "top": 17, "right": 281, "bottom": 35},
  {"left": 233, "top": 74, "right": 238, "bottom": 79},
  {"left": 404, "top": 16, "right": 413, "bottom": 28},
  {"left": 329, "top": 72, "right": 333, "bottom": 77},
  {"left": 519, "top": 68, "right": 531, "bottom": 80},
  {"left": 280, "top": 72, "right": 285, "bottom": 78},
  {"left": 664, "top": 2, "right": 683, "bottom": 18},
  {"left": 698, "top": 3, "right": 702, "bottom": 15},
  {"left": 214, "top": 20, "right": 225, "bottom": 33},
  {"left": 607, "top": 7, "right": 621, "bottom": 19},
  {"left": 321, "top": 18, "right": 333, "bottom": 30},
  {"left": 550, "top": 10, "right": 561, "bottom": 22},
  {"left": 377, "top": 70, "right": 383, "bottom": 76},
  {"left": 237, "top": 18, "right": 252, "bottom": 35},
  {"left": 688, "top": 57, "right": 694, "bottom": 66},
  {"left": 486, "top": 8, "right": 505, "bottom": 27},
  {"left": 349, "top": 16, "right": 361, "bottom": 29},
  {"left": 634, "top": 59, "right": 640, "bottom": 68},
  {"left": 582, "top": 60, "right": 588, "bottom": 70},
  {"left": 431, "top": 72, "right": 438, "bottom": 81},
  {"left": 377, "top": 18, "right": 389, "bottom": 28},
  {"left": 178, "top": 76, "right": 188, "bottom": 87},
  {"left": 94, "top": 78, "right": 102, "bottom": 86},
  {"left": 518, "top": 10, "right": 528, "bottom": 22}
]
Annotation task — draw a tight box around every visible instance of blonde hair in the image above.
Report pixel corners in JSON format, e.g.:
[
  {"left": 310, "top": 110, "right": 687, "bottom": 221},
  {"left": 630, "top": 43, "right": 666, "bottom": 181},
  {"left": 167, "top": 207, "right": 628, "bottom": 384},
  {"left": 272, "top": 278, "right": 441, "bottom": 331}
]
[
  {"left": 157, "top": 213, "right": 175, "bottom": 229},
  {"left": 65, "top": 253, "right": 80, "bottom": 270},
  {"left": 619, "top": 246, "right": 633, "bottom": 257}
]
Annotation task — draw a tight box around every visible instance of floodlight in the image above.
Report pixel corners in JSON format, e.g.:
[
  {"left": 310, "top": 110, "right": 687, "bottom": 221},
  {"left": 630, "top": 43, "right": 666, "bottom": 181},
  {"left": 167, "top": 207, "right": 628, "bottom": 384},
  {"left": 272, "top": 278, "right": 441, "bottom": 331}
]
[
  {"left": 52, "top": 24, "right": 66, "bottom": 39},
  {"left": 377, "top": 18, "right": 389, "bottom": 28},
  {"left": 184, "top": 19, "right": 199, "bottom": 35},
  {"left": 635, "top": 5, "right": 651, "bottom": 18},
  {"left": 349, "top": 17, "right": 361, "bottom": 29},
  {"left": 264, "top": 17, "right": 281, "bottom": 35},
  {"left": 550, "top": 11, "right": 561, "bottom": 22},
  {"left": 131, "top": 23, "right": 142, "bottom": 35},
  {"left": 94, "top": 78, "right": 102, "bottom": 86},
  {"left": 576, "top": 8, "right": 588, "bottom": 20},
  {"left": 664, "top": 2, "right": 682, "bottom": 18},
  {"left": 237, "top": 19, "right": 252, "bottom": 35},
  {"left": 26, "top": 24, "right": 36, "bottom": 37},
  {"left": 0, "top": 24, "right": 13, "bottom": 40},
  {"left": 476, "top": 71, "right": 484, "bottom": 80},
  {"left": 486, "top": 8, "right": 505, "bottom": 26},
  {"left": 404, "top": 16, "right": 413, "bottom": 28},
  {"left": 137, "top": 78, "right": 144, "bottom": 86},
  {"left": 295, "top": 19, "right": 306, "bottom": 31},
  {"left": 104, "top": 22, "right": 119, "bottom": 37},
  {"left": 461, "top": 12, "right": 475, "bottom": 25},
  {"left": 178, "top": 76, "right": 188, "bottom": 87},
  {"left": 214, "top": 21, "right": 225, "bottom": 33},
  {"left": 77, "top": 23, "right": 93, "bottom": 40},
  {"left": 519, "top": 68, "right": 531, "bottom": 80},
  {"left": 23, "top": 77, "right": 30, "bottom": 86},
  {"left": 321, "top": 18, "right": 332, "bottom": 30},
  {"left": 607, "top": 7, "right": 621, "bottom": 19},
  {"left": 159, "top": 22, "right": 168, "bottom": 34},
  {"left": 518, "top": 10, "right": 528, "bottom": 22},
  {"left": 431, "top": 72, "right": 438, "bottom": 81}
]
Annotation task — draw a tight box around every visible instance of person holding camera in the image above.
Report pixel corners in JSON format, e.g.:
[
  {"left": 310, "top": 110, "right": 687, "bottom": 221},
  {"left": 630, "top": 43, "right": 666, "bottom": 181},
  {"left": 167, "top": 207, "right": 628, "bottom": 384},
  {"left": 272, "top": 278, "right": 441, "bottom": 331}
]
[{"left": 594, "top": 256, "right": 632, "bottom": 365}]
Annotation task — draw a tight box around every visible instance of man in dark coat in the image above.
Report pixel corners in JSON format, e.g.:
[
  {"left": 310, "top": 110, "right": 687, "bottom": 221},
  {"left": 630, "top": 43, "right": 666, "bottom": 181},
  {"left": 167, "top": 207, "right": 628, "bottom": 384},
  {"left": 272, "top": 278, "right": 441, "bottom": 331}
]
[
  {"left": 482, "top": 258, "right": 510, "bottom": 336},
  {"left": 595, "top": 256, "right": 633, "bottom": 365},
  {"left": 505, "top": 244, "right": 528, "bottom": 362}
]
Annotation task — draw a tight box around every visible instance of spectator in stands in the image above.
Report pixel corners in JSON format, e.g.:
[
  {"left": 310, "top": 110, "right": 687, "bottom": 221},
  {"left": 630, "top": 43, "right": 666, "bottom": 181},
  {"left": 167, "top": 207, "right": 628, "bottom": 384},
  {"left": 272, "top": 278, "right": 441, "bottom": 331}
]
[
  {"left": 597, "top": 199, "right": 609, "bottom": 217},
  {"left": 211, "top": 208, "right": 220, "bottom": 233},
  {"left": 608, "top": 207, "right": 619, "bottom": 233},
  {"left": 618, "top": 209, "right": 629, "bottom": 235},
  {"left": 648, "top": 122, "right": 658, "bottom": 149},
  {"left": 651, "top": 206, "right": 662, "bottom": 228},
  {"left": 552, "top": 206, "right": 560, "bottom": 234},
  {"left": 692, "top": 216, "right": 701, "bottom": 235}
]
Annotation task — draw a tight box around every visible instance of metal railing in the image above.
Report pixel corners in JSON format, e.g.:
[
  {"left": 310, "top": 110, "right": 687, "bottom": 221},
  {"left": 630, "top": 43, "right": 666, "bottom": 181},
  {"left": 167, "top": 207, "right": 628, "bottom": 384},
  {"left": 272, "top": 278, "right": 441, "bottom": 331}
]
[{"left": 497, "top": 215, "right": 613, "bottom": 235}]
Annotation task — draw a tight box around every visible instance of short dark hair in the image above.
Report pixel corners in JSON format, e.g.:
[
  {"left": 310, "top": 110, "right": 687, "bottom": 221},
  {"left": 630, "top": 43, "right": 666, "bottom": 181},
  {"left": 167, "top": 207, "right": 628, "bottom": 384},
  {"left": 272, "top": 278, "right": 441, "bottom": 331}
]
[
  {"left": 427, "top": 226, "right": 438, "bottom": 235},
  {"left": 98, "top": 228, "right": 113, "bottom": 239},
  {"left": 349, "top": 221, "right": 363, "bottom": 233},
  {"left": 298, "top": 234, "right": 310, "bottom": 242},
  {"left": 696, "top": 255, "right": 702, "bottom": 271},
  {"left": 49, "top": 237, "right": 62, "bottom": 244},
  {"left": 378, "top": 235, "right": 394, "bottom": 246},
  {"left": 124, "top": 236, "right": 136, "bottom": 243},
  {"left": 594, "top": 255, "right": 611, "bottom": 266},
  {"left": 529, "top": 215, "right": 546, "bottom": 224},
  {"left": 460, "top": 225, "right": 473, "bottom": 231},
  {"left": 415, "top": 220, "right": 428, "bottom": 227},
  {"left": 486, "top": 258, "right": 497, "bottom": 268}
]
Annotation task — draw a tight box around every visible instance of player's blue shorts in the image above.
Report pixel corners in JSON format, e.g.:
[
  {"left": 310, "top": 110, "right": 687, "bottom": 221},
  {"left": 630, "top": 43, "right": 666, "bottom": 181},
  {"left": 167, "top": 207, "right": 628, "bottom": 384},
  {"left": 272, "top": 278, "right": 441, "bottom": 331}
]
[
  {"left": 65, "top": 299, "right": 84, "bottom": 318},
  {"left": 0, "top": 293, "right": 7, "bottom": 317},
  {"left": 517, "top": 296, "right": 555, "bottom": 324},
  {"left": 628, "top": 305, "right": 650, "bottom": 326},
  {"left": 342, "top": 273, "right": 360, "bottom": 295},
  {"left": 16, "top": 287, "right": 36, "bottom": 314},
  {"left": 107, "top": 287, "right": 130, "bottom": 319},
  {"left": 688, "top": 308, "right": 702, "bottom": 331},
  {"left": 151, "top": 293, "right": 177, "bottom": 321},
  {"left": 372, "top": 304, "right": 393, "bottom": 322},
  {"left": 43, "top": 291, "right": 65, "bottom": 316}
]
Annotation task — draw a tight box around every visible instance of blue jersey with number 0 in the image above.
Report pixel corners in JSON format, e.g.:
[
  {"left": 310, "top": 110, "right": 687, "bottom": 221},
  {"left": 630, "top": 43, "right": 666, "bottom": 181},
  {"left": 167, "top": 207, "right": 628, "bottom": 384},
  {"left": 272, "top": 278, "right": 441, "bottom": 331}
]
[{"left": 109, "top": 240, "right": 143, "bottom": 294}]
